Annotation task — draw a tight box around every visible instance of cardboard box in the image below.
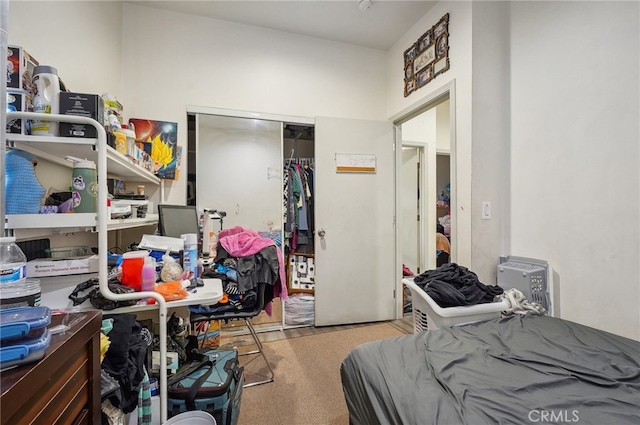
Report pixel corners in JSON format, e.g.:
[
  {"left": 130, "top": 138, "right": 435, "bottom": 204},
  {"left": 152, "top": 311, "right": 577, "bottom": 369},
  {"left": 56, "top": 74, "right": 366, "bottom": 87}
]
[
  {"left": 59, "top": 92, "right": 105, "bottom": 138},
  {"left": 26, "top": 255, "right": 99, "bottom": 278},
  {"left": 6, "top": 45, "right": 39, "bottom": 92},
  {"left": 6, "top": 89, "right": 32, "bottom": 134}
]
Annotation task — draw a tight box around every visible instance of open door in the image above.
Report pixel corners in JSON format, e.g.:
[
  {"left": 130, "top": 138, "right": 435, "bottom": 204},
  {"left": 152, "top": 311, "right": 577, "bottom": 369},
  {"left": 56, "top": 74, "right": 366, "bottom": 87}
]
[{"left": 314, "top": 117, "right": 396, "bottom": 326}]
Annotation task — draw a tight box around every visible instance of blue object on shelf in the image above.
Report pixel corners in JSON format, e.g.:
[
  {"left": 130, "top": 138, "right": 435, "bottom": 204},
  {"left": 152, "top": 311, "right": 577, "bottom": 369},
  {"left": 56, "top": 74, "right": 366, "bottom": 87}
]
[
  {"left": 0, "top": 306, "right": 52, "bottom": 342},
  {"left": 0, "top": 328, "right": 51, "bottom": 369},
  {"left": 4, "top": 149, "right": 46, "bottom": 214}
]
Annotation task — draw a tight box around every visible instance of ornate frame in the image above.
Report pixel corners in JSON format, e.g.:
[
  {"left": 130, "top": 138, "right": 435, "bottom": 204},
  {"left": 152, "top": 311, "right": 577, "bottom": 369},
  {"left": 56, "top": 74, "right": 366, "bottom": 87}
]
[{"left": 404, "top": 13, "right": 450, "bottom": 97}]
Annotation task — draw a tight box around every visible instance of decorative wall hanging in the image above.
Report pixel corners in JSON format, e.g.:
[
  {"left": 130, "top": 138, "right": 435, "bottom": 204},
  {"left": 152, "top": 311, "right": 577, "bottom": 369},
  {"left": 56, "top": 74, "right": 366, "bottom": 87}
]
[
  {"left": 404, "top": 13, "right": 450, "bottom": 97},
  {"left": 130, "top": 118, "right": 181, "bottom": 180}
]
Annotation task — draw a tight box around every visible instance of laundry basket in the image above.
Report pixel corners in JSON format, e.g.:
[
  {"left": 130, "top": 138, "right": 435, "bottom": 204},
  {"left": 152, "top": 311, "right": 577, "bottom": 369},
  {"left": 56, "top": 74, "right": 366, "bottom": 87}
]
[{"left": 402, "top": 278, "right": 508, "bottom": 332}]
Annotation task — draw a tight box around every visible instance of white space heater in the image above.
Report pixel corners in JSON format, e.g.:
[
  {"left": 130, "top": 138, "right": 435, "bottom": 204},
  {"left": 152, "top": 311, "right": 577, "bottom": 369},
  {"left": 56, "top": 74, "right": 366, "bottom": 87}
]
[{"left": 497, "top": 256, "right": 554, "bottom": 317}]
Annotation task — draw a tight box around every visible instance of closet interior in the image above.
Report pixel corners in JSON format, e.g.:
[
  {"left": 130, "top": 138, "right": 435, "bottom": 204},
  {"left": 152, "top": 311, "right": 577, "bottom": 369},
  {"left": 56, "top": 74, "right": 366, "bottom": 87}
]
[
  {"left": 282, "top": 124, "right": 315, "bottom": 327},
  {"left": 188, "top": 113, "right": 316, "bottom": 329}
]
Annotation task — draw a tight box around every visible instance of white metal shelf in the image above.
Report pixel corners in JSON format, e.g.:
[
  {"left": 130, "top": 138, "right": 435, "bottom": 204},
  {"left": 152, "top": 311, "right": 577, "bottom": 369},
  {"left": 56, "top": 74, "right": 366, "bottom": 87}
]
[
  {"left": 5, "top": 213, "right": 96, "bottom": 232},
  {"left": 7, "top": 134, "right": 161, "bottom": 184},
  {"left": 106, "top": 215, "right": 159, "bottom": 231},
  {"left": 5, "top": 213, "right": 159, "bottom": 232}
]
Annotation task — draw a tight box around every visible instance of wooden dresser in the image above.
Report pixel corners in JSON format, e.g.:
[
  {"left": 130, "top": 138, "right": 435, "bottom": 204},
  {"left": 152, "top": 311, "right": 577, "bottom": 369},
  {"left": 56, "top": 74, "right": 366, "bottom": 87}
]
[{"left": 1, "top": 309, "right": 102, "bottom": 425}]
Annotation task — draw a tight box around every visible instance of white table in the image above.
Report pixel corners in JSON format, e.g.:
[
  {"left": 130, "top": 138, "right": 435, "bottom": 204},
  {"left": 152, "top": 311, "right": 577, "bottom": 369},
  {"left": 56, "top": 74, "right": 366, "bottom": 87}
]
[{"left": 109, "top": 278, "right": 224, "bottom": 314}]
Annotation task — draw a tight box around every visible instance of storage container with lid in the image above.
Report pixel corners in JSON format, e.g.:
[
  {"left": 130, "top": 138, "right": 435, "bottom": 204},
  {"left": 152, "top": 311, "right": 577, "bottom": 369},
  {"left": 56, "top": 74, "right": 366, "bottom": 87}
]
[
  {"left": 0, "top": 306, "right": 51, "bottom": 342},
  {"left": 0, "top": 328, "right": 51, "bottom": 370},
  {"left": 66, "top": 156, "right": 98, "bottom": 213},
  {"left": 0, "top": 278, "right": 42, "bottom": 310}
]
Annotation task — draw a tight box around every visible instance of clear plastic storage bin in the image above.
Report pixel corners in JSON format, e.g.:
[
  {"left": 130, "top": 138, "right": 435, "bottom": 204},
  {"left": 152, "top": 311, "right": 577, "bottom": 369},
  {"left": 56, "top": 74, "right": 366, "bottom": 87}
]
[{"left": 402, "top": 278, "right": 508, "bottom": 332}]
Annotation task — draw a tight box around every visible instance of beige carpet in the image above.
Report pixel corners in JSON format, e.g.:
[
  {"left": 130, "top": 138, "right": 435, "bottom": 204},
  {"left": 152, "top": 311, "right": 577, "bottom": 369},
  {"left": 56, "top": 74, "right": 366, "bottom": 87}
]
[{"left": 237, "top": 323, "right": 404, "bottom": 425}]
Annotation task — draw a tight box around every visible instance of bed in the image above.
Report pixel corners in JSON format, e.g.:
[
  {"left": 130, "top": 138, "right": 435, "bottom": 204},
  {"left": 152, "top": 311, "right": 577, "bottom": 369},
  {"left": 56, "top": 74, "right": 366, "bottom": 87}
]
[{"left": 340, "top": 314, "right": 640, "bottom": 425}]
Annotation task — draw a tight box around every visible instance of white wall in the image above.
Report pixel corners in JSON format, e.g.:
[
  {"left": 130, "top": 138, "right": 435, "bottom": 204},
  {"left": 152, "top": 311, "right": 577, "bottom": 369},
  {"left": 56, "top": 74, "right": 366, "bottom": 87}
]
[
  {"left": 7, "top": 0, "right": 122, "bottom": 98},
  {"left": 121, "top": 2, "right": 389, "bottom": 205},
  {"left": 510, "top": 1, "right": 639, "bottom": 339},
  {"left": 470, "top": 1, "right": 511, "bottom": 285},
  {"left": 402, "top": 108, "right": 437, "bottom": 142},
  {"left": 197, "top": 115, "right": 282, "bottom": 231},
  {"left": 436, "top": 99, "right": 450, "bottom": 152},
  {"left": 387, "top": 1, "right": 473, "bottom": 268}
]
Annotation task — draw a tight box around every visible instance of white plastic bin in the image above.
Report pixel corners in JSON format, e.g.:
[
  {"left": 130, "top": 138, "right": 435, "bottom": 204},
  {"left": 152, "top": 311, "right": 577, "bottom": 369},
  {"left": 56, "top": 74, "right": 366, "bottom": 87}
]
[
  {"left": 284, "top": 294, "right": 315, "bottom": 326},
  {"left": 402, "top": 278, "right": 508, "bottom": 332},
  {"left": 164, "top": 411, "right": 216, "bottom": 425}
]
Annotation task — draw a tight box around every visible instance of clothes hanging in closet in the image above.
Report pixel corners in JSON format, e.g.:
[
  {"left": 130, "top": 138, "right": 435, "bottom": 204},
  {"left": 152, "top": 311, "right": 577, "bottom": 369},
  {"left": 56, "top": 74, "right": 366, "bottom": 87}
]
[{"left": 284, "top": 159, "right": 314, "bottom": 253}]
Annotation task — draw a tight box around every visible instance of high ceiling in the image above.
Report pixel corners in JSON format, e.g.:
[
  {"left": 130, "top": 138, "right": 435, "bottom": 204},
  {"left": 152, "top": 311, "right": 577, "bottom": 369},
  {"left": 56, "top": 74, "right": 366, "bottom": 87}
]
[{"left": 125, "top": 0, "right": 438, "bottom": 50}]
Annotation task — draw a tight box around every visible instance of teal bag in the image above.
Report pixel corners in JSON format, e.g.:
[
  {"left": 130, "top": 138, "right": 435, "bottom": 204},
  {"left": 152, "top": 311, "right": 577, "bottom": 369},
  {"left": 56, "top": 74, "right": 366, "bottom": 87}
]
[{"left": 167, "top": 349, "right": 244, "bottom": 425}]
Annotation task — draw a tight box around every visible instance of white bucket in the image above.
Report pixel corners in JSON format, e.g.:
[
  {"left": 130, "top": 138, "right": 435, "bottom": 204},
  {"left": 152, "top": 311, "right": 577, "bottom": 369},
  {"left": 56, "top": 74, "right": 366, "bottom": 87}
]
[
  {"left": 164, "top": 411, "right": 216, "bottom": 425},
  {"left": 0, "top": 278, "right": 41, "bottom": 309}
]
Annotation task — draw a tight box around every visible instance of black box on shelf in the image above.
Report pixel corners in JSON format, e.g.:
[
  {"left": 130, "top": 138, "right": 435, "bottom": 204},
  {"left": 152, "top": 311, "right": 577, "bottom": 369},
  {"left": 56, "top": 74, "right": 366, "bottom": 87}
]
[
  {"left": 107, "top": 179, "right": 126, "bottom": 196},
  {"left": 59, "top": 92, "right": 105, "bottom": 138}
]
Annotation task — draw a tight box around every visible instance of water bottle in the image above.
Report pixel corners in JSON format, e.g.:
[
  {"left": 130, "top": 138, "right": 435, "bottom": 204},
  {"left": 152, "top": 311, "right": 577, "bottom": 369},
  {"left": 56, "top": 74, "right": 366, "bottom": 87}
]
[
  {"left": 66, "top": 156, "right": 98, "bottom": 213},
  {"left": 0, "top": 237, "right": 27, "bottom": 284},
  {"left": 139, "top": 256, "right": 157, "bottom": 305},
  {"left": 141, "top": 256, "right": 156, "bottom": 291},
  {"left": 181, "top": 233, "right": 198, "bottom": 279},
  {"left": 31, "top": 65, "right": 61, "bottom": 136}
]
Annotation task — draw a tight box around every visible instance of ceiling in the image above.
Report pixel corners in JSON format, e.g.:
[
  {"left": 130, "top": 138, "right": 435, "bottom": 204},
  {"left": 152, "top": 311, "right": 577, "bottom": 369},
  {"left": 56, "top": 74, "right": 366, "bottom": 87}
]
[{"left": 125, "top": 0, "right": 438, "bottom": 50}]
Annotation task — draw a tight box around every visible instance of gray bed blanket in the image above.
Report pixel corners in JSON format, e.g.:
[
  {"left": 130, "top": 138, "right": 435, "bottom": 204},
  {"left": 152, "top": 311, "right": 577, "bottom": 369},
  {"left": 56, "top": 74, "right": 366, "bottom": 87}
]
[{"left": 340, "top": 314, "right": 640, "bottom": 425}]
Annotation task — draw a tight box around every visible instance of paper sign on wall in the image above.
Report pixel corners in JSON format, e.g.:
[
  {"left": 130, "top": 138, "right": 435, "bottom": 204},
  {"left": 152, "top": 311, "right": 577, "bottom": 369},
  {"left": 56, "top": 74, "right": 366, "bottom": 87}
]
[{"left": 335, "top": 153, "right": 376, "bottom": 173}]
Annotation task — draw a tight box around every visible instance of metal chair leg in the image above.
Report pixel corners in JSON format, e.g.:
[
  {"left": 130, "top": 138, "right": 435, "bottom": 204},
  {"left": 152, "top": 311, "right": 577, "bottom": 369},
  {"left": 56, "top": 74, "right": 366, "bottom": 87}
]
[{"left": 240, "top": 318, "right": 274, "bottom": 387}]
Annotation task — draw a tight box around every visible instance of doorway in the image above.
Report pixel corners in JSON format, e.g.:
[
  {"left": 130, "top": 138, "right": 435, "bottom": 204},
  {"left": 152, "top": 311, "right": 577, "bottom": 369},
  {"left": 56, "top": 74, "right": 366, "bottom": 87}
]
[
  {"left": 393, "top": 81, "right": 456, "bottom": 319},
  {"left": 398, "top": 98, "right": 452, "bottom": 274}
]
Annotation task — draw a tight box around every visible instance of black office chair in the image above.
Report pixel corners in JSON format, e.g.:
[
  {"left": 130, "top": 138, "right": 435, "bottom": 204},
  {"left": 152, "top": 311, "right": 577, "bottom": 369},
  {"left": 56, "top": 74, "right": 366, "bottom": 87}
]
[{"left": 189, "top": 281, "right": 275, "bottom": 387}]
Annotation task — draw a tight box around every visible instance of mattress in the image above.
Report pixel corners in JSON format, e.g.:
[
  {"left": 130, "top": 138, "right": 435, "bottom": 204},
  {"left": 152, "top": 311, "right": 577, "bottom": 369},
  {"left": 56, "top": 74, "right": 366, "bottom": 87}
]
[{"left": 340, "top": 314, "right": 640, "bottom": 425}]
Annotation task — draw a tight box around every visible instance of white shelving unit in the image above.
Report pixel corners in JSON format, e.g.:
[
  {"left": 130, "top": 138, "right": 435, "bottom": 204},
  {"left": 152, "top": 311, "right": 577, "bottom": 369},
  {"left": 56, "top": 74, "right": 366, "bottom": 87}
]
[
  {"left": 4, "top": 112, "right": 176, "bottom": 422},
  {"left": 7, "top": 133, "right": 162, "bottom": 184},
  {"left": 6, "top": 213, "right": 160, "bottom": 232}
]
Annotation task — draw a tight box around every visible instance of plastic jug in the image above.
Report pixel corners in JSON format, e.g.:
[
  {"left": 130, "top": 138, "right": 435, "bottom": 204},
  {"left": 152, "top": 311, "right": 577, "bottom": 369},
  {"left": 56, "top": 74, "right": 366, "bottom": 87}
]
[
  {"left": 66, "top": 156, "right": 98, "bottom": 213},
  {"left": 121, "top": 250, "right": 148, "bottom": 292},
  {"left": 0, "top": 237, "right": 27, "bottom": 284},
  {"left": 31, "top": 65, "right": 60, "bottom": 136}
]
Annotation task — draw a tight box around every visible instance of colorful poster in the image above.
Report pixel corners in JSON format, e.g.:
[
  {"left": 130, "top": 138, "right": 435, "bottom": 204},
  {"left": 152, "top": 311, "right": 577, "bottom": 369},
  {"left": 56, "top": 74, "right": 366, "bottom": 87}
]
[{"left": 129, "top": 118, "right": 180, "bottom": 179}]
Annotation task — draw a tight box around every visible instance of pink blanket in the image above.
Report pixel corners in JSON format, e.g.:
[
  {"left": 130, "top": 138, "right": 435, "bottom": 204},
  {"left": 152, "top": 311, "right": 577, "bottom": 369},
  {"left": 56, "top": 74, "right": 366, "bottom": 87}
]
[
  {"left": 218, "top": 227, "right": 288, "bottom": 308},
  {"left": 219, "top": 226, "right": 273, "bottom": 257}
]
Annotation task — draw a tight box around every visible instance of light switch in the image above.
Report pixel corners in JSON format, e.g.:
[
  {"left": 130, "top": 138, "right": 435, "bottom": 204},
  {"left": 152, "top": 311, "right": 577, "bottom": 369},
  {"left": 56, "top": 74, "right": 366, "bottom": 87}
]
[{"left": 482, "top": 202, "right": 491, "bottom": 220}]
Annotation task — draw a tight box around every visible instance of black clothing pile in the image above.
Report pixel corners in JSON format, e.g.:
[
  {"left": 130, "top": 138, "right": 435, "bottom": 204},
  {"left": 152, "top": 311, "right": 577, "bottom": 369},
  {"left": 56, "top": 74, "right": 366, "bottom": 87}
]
[
  {"left": 414, "top": 263, "right": 504, "bottom": 308},
  {"left": 190, "top": 244, "right": 278, "bottom": 315},
  {"left": 101, "top": 313, "right": 148, "bottom": 414}
]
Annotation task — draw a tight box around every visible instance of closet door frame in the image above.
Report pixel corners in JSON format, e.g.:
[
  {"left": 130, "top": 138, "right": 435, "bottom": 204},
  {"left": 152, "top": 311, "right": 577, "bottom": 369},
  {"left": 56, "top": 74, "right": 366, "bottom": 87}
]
[
  {"left": 187, "top": 105, "right": 314, "bottom": 330},
  {"left": 187, "top": 106, "right": 313, "bottom": 128}
]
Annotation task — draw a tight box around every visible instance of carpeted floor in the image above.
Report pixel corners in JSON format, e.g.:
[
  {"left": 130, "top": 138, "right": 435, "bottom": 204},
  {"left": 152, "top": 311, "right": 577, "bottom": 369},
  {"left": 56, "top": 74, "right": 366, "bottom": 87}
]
[{"left": 236, "top": 322, "right": 405, "bottom": 425}]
